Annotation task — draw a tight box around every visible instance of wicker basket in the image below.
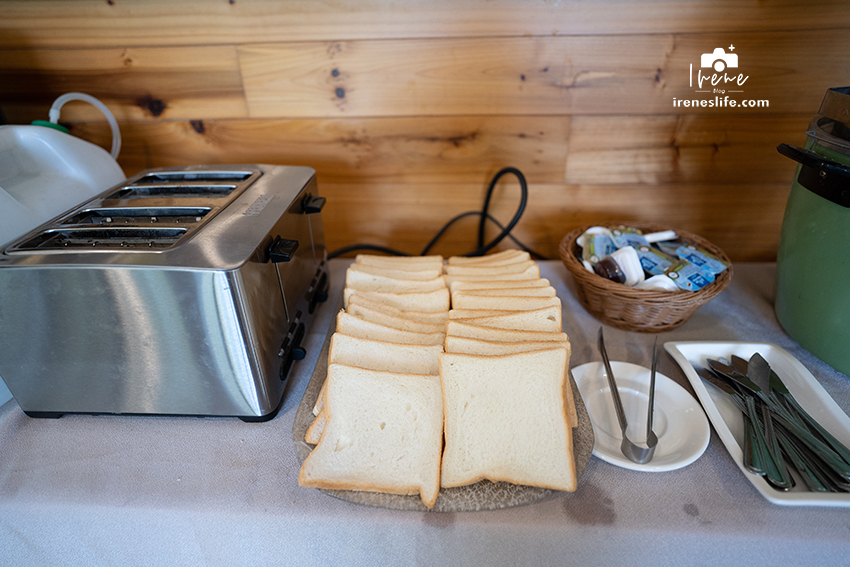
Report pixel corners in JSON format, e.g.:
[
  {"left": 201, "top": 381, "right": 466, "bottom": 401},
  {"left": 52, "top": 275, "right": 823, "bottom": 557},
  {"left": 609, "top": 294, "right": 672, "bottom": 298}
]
[{"left": 559, "top": 222, "right": 733, "bottom": 333}]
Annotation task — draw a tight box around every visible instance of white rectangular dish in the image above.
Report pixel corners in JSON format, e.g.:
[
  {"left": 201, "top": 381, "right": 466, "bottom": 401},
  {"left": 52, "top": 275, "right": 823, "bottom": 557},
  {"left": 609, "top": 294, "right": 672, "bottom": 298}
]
[{"left": 664, "top": 341, "right": 850, "bottom": 507}]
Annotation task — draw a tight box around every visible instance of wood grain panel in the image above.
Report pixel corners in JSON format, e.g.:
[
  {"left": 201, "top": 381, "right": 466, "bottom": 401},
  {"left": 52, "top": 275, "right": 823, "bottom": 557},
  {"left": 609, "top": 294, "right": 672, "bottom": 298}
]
[
  {"left": 566, "top": 114, "right": 807, "bottom": 184},
  {"left": 66, "top": 116, "right": 570, "bottom": 183},
  {"left": 239, "top": 36, "right": 669, "bottom": 118},
  {"left": 1, "top": 0, "right": 848, "bottom": 48},
  {"left": 0, "top": 46, "right": 247, "bottom": 123},
  {"left": 320, "top": 183, "right": 790, "bottom": 262},
  {"left": 239, "top": 31, "right": 848, "bottom": 118}
]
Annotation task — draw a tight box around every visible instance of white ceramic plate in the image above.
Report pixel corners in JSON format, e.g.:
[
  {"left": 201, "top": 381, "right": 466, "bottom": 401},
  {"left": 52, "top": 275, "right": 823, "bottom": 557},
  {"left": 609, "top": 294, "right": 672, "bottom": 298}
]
[
  {"left": 665, "top": 341, "right": 850, "bottom": 507},
  {"left": 572, "top": 361, "right": 710, "bottom": 472}
]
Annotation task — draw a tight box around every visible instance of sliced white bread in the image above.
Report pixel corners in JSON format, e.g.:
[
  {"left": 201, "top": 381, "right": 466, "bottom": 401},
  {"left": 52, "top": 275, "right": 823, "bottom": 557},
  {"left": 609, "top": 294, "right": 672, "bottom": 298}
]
[
  {"left": 346, "top": 270, "right": 447, "bottom": 293},
  {"left": 347, "top": 262, "right": 443, "bottom": 281},
  {"left": 446, "top": 320, "right": 569, "bottom": 343},
  {"left": 444, "top": 260, "right": 536, "bottom": 276},
  {"left": 305, "top": 411, "right": 327, "bottom": 444},
  {"left": 446, "top": 250, "right": 529, "bottom": 265},
  {"left": 451, "top": 294, "right": 560, "bottom": 311},
  {"left": 348, "top": 295, "right": 449, "bottom": 325},
  {"left": 445, "top": 255, "right": 530, "bottom": 268},
  {"left": 444, "top": 266, "right": 540, "bottom": 286},
  {"left": 347, "top": 302, "right": 447, "bottom": 334},
  {"left": 443, "top": 336, "right": 576, "bottom": 428},
  {"left": 450, "top": 278, "right": 551, "bottom": 293},
  {"left": 453, "top": 305, "right": 562, "bottom": 333},
  {"left": 344, "top": 288, "right": 450, "bottom": 313},
  {"left": 439, "top": 349, "right": 576, "bottom": 491},
  {"left": 444, "top": 335, "right": 568, "bottom": 355},
  {"left": 355, "top": 254, "right": 444, "bottom": 270},
  {"left": 448, "top": 309, "right": 516, "bottom": 319},
  {"left": 299, "top": 364, "right": 444, "bottom": 509},
  {"left": 329, "top": 333, "right": 442, "bottom": 375},
  {"left": 453, "top": 286, "right": 556, "bottom": 298},
  {"left": 313, "top": 332, "right": 443, "bottom": 416},
  {"left": 335, "top": 311, "right": 444, "bottom": 346}
]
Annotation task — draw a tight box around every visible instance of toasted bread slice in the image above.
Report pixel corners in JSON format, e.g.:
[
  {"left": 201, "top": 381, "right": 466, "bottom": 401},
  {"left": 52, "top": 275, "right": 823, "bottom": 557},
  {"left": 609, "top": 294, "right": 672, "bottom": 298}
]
[{"left": 439, "top": 349, "right": 576, "bottom": 491}]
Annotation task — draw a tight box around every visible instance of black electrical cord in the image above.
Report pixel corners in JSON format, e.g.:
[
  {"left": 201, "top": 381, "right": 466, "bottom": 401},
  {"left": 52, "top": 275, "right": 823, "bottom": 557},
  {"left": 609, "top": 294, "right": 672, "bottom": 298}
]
[
  {"left": 419, "top": 211, "right": 547, "bottom": 260},
  {"left": 326, "top": 243, "right": 410, "bottom": 259},
  {"left": 327, "top": 166, "right": 549, "bottom": 260},
  {"left": 474, "top": 166, "right": 527, "bottom": 256}
]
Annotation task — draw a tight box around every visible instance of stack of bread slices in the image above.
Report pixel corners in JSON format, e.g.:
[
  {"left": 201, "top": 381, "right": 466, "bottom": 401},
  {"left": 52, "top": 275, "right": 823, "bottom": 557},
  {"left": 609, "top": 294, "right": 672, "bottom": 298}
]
[{"left": 299, "top": 250, "right": 576, "bottom": 509}]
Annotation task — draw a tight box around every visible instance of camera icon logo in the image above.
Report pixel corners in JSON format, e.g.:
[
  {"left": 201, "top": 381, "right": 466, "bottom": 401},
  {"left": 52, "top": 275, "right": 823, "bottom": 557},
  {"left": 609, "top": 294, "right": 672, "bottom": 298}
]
[{"left": 700, "top": 48, "right": 738, "bottom": 73}]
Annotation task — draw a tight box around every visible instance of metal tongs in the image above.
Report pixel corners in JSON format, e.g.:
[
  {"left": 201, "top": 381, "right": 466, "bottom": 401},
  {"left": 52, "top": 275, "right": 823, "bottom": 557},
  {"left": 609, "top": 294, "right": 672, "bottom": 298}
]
[{"left": 597, "top": 328, "right": 658, "bottom": 464}]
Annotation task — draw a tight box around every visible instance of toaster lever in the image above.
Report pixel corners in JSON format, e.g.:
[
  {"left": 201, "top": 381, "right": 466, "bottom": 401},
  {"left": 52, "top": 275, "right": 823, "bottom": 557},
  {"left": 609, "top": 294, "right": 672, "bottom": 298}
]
[
  {"left": 301, "top": 195, "right": 326, "bottom": 214},
  {"left": 269, "top": 237, "right": 299, "bottom": 263}
]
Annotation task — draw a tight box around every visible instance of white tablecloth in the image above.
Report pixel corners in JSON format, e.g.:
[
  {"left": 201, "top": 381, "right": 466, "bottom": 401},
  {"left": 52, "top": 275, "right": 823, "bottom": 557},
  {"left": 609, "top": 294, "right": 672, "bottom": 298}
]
[{"left": 2, "top": 260, "right": 849, "bottom": 566}]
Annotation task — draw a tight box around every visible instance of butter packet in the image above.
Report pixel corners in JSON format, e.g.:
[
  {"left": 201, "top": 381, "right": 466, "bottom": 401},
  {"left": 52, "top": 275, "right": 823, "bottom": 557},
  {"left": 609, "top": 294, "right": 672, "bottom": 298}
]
[
  {"left": 634, "top": 245, "right": 678, "bottom": 276},
  {"left": 664, "top": 260, "right": 715, "bottom": 291},
  {"left": 610, "top": 226, "right": 650, "bottom": 249},
  {"left": 674, "top": 244, "right": 729, "bottom": 276},
  {"left": 580, "top": 230, "right": 618, "bottom": 265}
]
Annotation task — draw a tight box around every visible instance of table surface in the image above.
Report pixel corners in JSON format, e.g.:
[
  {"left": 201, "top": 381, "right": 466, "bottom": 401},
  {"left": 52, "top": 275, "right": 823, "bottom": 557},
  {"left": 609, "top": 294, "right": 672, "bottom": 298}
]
[{"left": 2, "top": 260, "right": 849, "bottom": 566}]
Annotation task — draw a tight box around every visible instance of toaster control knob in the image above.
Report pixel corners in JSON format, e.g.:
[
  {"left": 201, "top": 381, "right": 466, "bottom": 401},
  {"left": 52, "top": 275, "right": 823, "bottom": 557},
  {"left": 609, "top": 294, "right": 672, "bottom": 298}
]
[{"left": 269, "top": 237, "right": 299, "bottom": 263}]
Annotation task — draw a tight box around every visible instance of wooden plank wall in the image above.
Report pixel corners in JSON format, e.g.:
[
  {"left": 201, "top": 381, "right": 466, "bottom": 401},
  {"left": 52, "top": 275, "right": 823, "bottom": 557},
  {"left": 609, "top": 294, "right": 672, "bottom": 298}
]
[{"left": 2, "top": 0, "right": 848, "bottom": 261}]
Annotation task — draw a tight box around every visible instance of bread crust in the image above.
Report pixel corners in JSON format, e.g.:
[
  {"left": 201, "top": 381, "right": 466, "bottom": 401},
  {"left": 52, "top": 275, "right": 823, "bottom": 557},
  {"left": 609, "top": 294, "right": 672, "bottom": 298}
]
[{"left": 438, "top": 349, "right": 576, "bottom": 492}]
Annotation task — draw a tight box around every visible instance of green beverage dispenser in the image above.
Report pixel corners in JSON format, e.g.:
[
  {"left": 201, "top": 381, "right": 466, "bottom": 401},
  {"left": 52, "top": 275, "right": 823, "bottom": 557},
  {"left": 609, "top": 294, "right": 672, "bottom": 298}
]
[{"left": 776, "top": 86, "right": 850, "bottom": 375}]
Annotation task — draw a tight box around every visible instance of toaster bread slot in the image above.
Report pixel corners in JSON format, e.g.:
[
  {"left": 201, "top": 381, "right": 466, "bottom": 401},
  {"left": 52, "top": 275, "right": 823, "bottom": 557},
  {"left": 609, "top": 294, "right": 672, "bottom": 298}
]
[
  {"left": 133, "top": 170, "right": 254, "bottom": 184},
  {"left": 106, "top": 185, "right": 238, "bottom": 199},
  {"left": 13, "top": 227, "right": 187, "bottom": 251},
  {"left": 61, "top": 207, "right": 211, "bottom": 226}
]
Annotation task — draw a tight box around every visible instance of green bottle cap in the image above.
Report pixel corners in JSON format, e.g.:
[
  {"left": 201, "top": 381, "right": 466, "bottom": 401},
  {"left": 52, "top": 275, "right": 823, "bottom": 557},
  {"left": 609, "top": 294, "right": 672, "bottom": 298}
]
[{"left": 31, "top": 120, "right": 69, "bottom": 134}]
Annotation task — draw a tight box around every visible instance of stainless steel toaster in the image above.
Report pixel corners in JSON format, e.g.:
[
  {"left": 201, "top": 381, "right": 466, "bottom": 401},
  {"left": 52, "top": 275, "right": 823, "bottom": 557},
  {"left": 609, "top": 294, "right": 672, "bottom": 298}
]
[{"left": 0, "top": 164, "right": 329, "bottom": 421}]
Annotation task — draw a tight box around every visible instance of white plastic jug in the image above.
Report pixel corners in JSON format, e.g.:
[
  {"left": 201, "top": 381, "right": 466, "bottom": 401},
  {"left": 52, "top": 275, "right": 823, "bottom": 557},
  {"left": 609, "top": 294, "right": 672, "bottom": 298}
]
[{"left": 0, "top": 93, "right": 125, "bottom": 249}]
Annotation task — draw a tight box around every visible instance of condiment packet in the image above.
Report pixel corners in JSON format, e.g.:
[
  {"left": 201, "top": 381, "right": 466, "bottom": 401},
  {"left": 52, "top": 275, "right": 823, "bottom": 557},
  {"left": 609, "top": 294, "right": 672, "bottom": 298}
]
[
  {"left": 579, "top": 228, "right": 617, "bottom": 265},
  {"left": 611, "top": 226, "right": 650, "bottom": 249},
  {"left": 610, "top": 246, "right": 645, "bottom": 286},
  {"left": 633, "top": 245, "right": 678, "bottom": 276},
  {"left": 673, "top": 244, "right": 729, "bottom": 275},
  {"left": 664, "top": 260, "right": 715, "bottom": 291}
]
